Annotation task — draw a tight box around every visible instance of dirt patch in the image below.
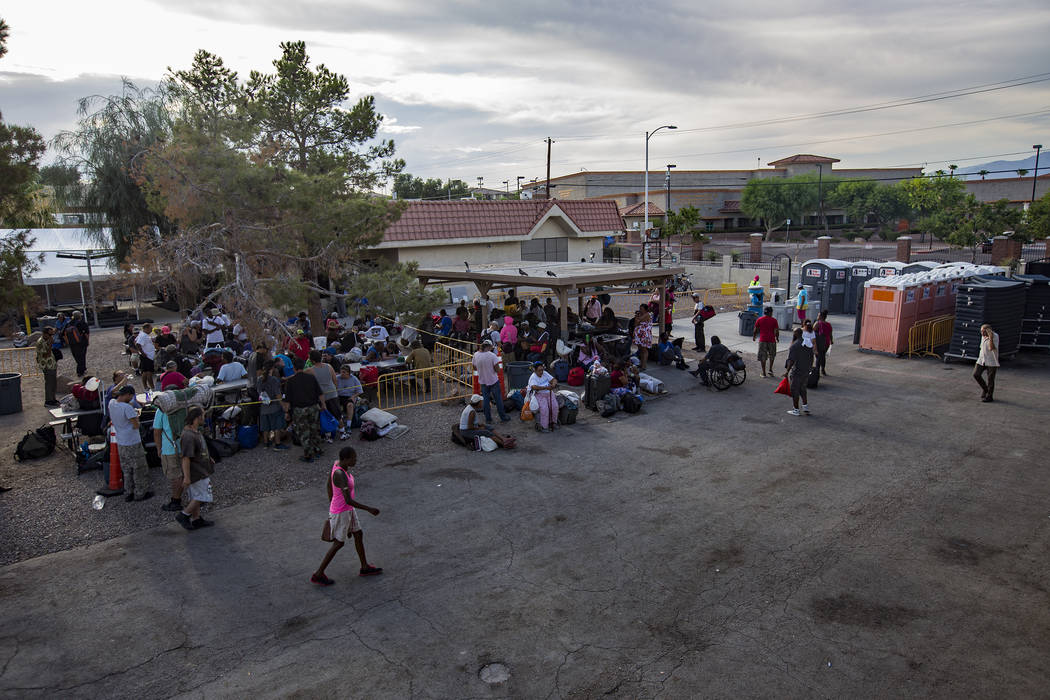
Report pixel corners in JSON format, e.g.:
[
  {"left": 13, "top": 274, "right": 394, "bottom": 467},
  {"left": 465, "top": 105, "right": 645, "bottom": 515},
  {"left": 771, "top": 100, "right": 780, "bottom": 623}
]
[
  {"left": 425, "top": 468, "right": 485, "bottom": 481},
  {"left": 811, "top": 593, "right": 923, "bottom": 628},
  {"left": 933, "top": 537, "right": 1001, "bottom": 566},
  {"left": 642, "top": 445, "right": 692, "bottom": 458}
]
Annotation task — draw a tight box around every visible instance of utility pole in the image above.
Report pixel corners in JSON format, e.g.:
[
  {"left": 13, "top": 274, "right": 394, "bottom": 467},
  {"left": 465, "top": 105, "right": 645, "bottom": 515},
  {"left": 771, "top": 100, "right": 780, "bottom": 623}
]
[
  {"left": 1033, "top": 144, "right": 1043, "bottom": 204},
  {"left": 665, "top": 164, "right": 676, "bottom": 215},
  {"left": 545, "top": 137, "right": 553, "bottom": 200}
]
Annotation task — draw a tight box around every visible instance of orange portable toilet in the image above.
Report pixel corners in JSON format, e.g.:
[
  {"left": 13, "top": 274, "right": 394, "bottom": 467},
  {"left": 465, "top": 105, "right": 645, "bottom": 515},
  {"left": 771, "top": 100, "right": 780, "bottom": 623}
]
[{"left": 859, "top": 274, "right": 922, "bottom": 355}]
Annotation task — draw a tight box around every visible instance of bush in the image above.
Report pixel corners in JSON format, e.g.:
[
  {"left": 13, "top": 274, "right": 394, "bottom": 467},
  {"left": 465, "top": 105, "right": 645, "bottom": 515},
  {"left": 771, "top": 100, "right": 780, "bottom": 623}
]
[
  {"left": 706, "top": 251, "right": 719, "bottom": 262},
  {"left": 730, "top": 250, "right": 740, "bottom": 262}
]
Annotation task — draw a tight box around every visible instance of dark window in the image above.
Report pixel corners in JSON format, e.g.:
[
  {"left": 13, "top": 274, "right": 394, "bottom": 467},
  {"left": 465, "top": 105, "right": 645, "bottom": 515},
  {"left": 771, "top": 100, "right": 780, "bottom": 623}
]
[{"left": 521, "top": 238, "right": 568, "bottom": 262}]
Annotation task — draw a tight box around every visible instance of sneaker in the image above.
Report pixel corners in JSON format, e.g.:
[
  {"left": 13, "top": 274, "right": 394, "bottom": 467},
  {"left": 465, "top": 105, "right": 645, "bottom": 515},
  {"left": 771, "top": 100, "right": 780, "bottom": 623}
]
[
  {"left": 802, "top": 404, "right": 811, "bottom": 415},
  {"left": 175, "top": 512, "right": 195, "bottom": 531},
  {"left": 786, "top": 408, "right": 801, "bottom": 416},
  {"left": 500, "top": 416, "right": 512, "bottom": 423},
  {"left": 44, "top": 400, "right": 60, "bottom": 407},
  {"left": 135, "top": 491, "right": 155, "bottom": 501},
  {"left": 311, "top": 573, "right": 335, "bottom": 586},
  {"left": 274, "top": 444, "right": 290, "bottom": 450},
  {"left": 359, "top": 565, "right": 383, "bottom": 577},
  {"left": 325, "top": 437, "right": 333, "bottom": 444},
  {"left": 161, "top": 501, "right": 182, "bottom": 512},
  {"left": 191, "top": 518, "right": 214, "bottom": 528}
]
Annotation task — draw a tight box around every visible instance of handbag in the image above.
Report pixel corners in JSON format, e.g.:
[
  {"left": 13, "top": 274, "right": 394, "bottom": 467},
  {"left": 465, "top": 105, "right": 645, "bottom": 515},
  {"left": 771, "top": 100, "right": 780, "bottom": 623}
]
[
  {"left": 321, "top": 519, "right": 333, "bottom": 542},
  {"left": 775, "top": 376, "right": 792, "bottom": 396}
]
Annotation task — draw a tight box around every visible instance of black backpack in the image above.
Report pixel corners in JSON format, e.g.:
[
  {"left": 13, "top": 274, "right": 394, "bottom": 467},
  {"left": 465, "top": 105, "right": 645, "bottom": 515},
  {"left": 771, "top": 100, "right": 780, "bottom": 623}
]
[
  {"left": 807, "top": 366, "right": 820, "bottom": 389},
  {"left": 15, "top": 425, "right": 57, "bottom": 462},
  {"left": 621, "top": 393, "right": 642, "bottom": 414}
]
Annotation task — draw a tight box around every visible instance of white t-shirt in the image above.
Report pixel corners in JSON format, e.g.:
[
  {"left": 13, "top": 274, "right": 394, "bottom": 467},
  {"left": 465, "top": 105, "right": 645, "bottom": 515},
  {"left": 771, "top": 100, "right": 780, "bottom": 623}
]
[
  {"left": 135, "top": 330, "right": 156, "bottom": 360},
  {"left": 365, "top": 325, "right": 389, "bottom": 343},
  {"left": 216, "top": 361, "right": 247, "bottom": 382},
  {"left": 977, "top": 331, "right": 1000, "bottom": 367},
  {"left": 801, "top": 329, "right": 816, "bottom": 348},
  {"left": 232, "top": 323, "right": 247, "bottom": 342},
  {"left": 459, "top": 405, "right": 479, "bottom": 430},
  {"left": 203, "top": 315, "right": 228, "bottom": 344},
  {"left": 527, "top": 371, "right": 555, "bottom": 390}
]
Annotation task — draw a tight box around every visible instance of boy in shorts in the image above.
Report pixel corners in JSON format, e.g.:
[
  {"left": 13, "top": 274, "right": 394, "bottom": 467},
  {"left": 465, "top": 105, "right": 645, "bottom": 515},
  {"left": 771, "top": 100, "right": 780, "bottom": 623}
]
[
  {"left": 176, "top": 406, "right": 216, "bottom": 530},
  {"left": 311, "top": 446, "right": 383, "bottom": 585}
]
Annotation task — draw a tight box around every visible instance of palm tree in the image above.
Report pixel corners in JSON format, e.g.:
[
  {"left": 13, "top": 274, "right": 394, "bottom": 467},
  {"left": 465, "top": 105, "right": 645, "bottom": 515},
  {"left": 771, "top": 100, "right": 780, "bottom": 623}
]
[
  {"left": 978, "top": 169, "right": 989, "bottom": 180},
  {"left": 948, "top": 164, "right": 958, "bottom": 178},
  {"left": 1017, "top": 169, "right": 1029, "bottom": 178}
]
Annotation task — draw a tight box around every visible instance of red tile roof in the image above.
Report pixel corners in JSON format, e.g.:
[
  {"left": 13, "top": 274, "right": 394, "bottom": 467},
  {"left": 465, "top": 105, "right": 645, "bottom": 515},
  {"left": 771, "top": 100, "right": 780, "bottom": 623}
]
[
  {"left": 383, "top": 199, "right": 623, "bottom": 242},
  {"left": 619, "top": 201, "right": 665, "bottom": 217},
  {"left": 767, "top": 154, "right": 840, "bottom": 166}
]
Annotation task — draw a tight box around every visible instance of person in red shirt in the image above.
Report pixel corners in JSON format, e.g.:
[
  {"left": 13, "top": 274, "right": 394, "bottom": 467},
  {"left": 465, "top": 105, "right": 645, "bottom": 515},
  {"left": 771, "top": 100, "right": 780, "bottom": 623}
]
[
  {"left": 751, "top": 306, "right": 781, "bottom": 378},
  {"left": 814, "top": 310, "right": 834, "bottom": 376},
  {"left": 287, "top": 329, "right": 312, "bottom": 361}
]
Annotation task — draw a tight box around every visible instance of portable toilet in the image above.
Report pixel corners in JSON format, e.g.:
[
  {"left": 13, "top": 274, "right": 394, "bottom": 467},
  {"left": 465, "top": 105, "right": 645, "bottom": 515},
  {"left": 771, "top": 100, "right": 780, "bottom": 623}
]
[
  {"left": 847, "top": 261, "right": 880, "bottom": 314},
  {"left": 800, "top": 259, "right": 851, "bottom": 313},
  {"left": 904, "top": 260, "right": 938, "bottom": 274},
  {"left": 877, "top": 261, "right": 906, "bottom": 277},
  {"left": 858, "top": 273, "right": 924, "bottom": 355}
]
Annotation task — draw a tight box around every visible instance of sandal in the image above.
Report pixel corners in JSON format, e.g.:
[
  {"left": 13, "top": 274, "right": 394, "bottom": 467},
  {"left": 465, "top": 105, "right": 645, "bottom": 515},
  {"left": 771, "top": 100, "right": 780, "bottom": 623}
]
[{"left": 359, "top": 565, "right": 384, "bottom": 577}]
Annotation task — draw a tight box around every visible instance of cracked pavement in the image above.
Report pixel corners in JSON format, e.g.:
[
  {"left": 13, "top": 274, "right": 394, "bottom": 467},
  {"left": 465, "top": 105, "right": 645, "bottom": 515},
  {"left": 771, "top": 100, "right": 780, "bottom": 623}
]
[{"left": 1, "top": 348, "right": 1048, "bottom": 698}]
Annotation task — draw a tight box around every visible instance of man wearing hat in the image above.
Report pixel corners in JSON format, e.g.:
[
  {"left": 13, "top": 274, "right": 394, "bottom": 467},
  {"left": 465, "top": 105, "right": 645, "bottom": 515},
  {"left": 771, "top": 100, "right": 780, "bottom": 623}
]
[
  {"left": 795, "top": 283, "right": 809, "bottom": 326},
  {"left": 527, "top": 322, "right": 550, "bottom": 362},
  {"left": 70, "top": 375, "right": 103, "bottom": 409},
  {"left": 109, "top": 385, "right": 153, "bottom": 501},
  {"left": 36, "top": 326, "right": 59, "bottom": 407},
  {"left": 202, "top": 308, "right": 229, "bottom": 349},
  {"left": 64, "top": 310, "right": 91, "bottom": 376},
  {"left": 471, "top": 340, "right": 509, "bottom": 426},
  {"left": 159, "top": 361, "right": 188, "bottom": 390}
]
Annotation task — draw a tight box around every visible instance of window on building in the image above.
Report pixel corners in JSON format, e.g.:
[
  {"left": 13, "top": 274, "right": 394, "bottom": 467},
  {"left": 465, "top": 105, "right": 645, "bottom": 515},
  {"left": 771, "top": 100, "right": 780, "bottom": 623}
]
[
  {"left": 521, "top": 238, "right": 568, "bottom": 262},
  {"left": 704, "top": 221, "right": 714, "bottom": 232}
]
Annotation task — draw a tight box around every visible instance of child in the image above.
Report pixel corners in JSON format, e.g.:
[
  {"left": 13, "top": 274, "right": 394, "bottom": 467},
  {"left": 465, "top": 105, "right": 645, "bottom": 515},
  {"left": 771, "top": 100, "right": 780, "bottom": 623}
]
[
  {"left": 176, "top": 406, "right": 215, "bottom": 530},
  {"left": 311, "top": 446, "right": 383, "bottom": 585}
]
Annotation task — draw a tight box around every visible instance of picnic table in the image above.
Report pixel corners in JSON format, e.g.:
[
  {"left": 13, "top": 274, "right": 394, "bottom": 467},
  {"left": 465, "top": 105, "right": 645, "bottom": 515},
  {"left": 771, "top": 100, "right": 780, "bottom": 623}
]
[
  {"left": 346, "top": 359, "right": 407, "bottom": 374},
  {"left": 48, "top": 406, "right": 103, "bottom": 448}
]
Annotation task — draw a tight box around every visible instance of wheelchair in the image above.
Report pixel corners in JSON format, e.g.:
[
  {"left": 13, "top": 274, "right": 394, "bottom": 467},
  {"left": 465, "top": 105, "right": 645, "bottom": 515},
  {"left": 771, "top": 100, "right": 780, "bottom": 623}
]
[{"left": 706, "top": 353, "right": 747, "bottom": 391}]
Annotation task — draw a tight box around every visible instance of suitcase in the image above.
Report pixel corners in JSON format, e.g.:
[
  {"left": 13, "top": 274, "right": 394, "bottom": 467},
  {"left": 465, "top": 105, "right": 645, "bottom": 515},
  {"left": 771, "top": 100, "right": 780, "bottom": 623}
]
[
  {"left": 806, "top": 366, "right": 820, "bottom": 389},
  {"left": 558, "top": 404, "right": 578, "bottom": 425},
  {"left": 551, "top": 359, "right": 569, "bottom": 382},
  {"left": 585, "top": 374, "right": 611, "bottom": 410}
]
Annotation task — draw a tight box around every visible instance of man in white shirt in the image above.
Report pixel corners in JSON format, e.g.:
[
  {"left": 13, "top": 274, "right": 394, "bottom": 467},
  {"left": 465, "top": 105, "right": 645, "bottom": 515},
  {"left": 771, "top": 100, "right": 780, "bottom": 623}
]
[
  {"left": 365, "top": 324, "right": 389, "bottom": 344},
  {"left": 216, "top": 351, "right": 248, "bottom": 383},
  {"left": 472, "top": 339, "right": 510, "bottom": 425},
  {"left": 134, "top": 323, "right": 157, "bottom": 391},
  {"left": 203, "top": 309, "right": 228, "bottom": 348},
  {"left": 108, "top": 385, "right": 152, "bottom": 501}
]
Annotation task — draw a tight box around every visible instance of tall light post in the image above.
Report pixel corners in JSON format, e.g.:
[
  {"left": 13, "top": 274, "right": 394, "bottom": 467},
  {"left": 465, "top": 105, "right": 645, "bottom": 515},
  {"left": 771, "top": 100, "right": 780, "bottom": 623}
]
[
  {"left": 644, "top": 124, "right": 677, "bottom": 268},
  {"left": 665, "top": 164, "right": 676, "bottom": 214},
  {"left": 516, "top": 175, "right": 524, "bottom": 195},
  {"left": 1033, "top": 144, "right": 1043, "bottom": 204}
]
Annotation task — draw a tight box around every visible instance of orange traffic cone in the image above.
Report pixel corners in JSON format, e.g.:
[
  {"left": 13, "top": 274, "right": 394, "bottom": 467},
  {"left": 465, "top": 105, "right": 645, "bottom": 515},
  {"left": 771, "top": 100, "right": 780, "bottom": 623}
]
[{"left": 96, "top": 427, "right": 124, "bottom": 497}]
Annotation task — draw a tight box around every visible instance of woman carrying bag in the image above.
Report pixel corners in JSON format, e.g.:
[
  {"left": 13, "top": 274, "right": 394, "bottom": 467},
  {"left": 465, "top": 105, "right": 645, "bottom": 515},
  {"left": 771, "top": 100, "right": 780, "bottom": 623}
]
[{"left": 526, "top": 361, "right": 559, "bottom": 433}]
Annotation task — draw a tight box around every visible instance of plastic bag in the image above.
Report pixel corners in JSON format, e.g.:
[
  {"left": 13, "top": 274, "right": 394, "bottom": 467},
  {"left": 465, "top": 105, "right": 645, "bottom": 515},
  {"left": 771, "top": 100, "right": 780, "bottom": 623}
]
[
  {"left": 775, "top": 377, "right": 792, "bottom": 396},
  {"left": 478, "top": 436, "right": 498, "bottom": 452},
  {"left": 319, "top": 409, "right": 340, "bottom": 434},
  {"left": 520, "top": 404, "right": 534, "bottom": 421},
  {"left": 528, "top": 392, "right": 539, "bottom": 412}
]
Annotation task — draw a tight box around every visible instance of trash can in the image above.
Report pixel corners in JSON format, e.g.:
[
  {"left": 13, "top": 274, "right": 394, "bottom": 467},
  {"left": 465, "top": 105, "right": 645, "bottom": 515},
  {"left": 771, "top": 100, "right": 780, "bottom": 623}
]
[
  {"left": 36, "top": 315, "right": 58, "bottom": 331},
  {"left": 506, "top": 361, "right": 532, "bottom": 390},
  {"left": 738, "top": 311, "right": 758, "bottom": 337},
  {"left": 0, "top": 372, "right": 23, "bottom": 415},
  {"left": 773, "top": 304, "right": 794, "bottom": 330}
]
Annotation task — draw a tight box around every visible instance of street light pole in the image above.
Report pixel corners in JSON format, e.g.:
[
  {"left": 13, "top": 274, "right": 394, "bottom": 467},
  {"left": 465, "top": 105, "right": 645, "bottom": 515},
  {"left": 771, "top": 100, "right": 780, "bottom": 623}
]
[
  {"left": 1033, "top": 144, "right": 1043, "bottom": 204},
  {"left": 665, "top": 164, "right": 676, "bottom": 214},
  {"left": 643, "top": 125, "right": 677, "bottom": 269},
  {"left": 516, "top": 175, "right": 524, "bottom": 196}
]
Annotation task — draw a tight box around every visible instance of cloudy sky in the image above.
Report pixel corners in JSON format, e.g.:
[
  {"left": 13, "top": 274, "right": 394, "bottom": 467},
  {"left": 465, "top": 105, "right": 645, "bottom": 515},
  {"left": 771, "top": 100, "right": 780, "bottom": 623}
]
[{"left": 2, "top": 0, "right": 1049, "bottom": 190}]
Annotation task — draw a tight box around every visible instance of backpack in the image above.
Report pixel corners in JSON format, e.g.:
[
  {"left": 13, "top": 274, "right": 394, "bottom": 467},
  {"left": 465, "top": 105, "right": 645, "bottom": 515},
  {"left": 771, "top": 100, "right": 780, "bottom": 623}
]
[
  {"left": 567, "top": 366, "right": 585, "bottom": 386},
  {"left": 807, "top": 366, "right": 820, "bottom": 389},
  {"left": 598, "top": 392, "right": 620, "bottom": 418},
  {"left": 621, "top": 393, "right": 642, "bottom": 414},
  {"left": 359, "top": 420, "right": 380, "bottom": 441},
  {"left": 359, "top": 366, "right": 379, "bottom": 387},
  {"left": 551, "top": 359, "right": 569, "bottom": 382},
  {"left": 15, "top": 425, "right": 57, "bottom": 461},
  {"left": 729, "top": 353, "right": 746, "bottom": 371},
  {"left": 558, "top": 404, "right": 578, "bottom": 425}
]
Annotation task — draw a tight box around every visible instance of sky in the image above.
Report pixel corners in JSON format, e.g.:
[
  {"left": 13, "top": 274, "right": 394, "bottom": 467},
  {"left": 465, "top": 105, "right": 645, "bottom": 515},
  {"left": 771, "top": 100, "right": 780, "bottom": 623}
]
[{"left": 2, "top": 0, "right": 1049, "bottom": 191}]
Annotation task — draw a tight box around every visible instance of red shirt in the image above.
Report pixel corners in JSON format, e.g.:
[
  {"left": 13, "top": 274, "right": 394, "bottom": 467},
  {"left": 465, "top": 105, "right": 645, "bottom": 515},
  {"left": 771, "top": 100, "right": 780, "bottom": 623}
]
[
  {"left": 754, "top": 315, "right": 779, "bottom": 344},
  {"left": 289, "top": 337, "right": 312, "bottom": 361},
  {"left": 815, "top": 320, "right": 833, "bottom": 344}
]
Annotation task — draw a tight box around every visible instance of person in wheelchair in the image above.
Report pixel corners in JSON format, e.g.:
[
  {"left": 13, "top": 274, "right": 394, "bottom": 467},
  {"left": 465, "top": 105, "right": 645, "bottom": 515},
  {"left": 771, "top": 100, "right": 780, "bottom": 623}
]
[{"left": 690, "top": 335, "right": 731, "bottom": 386}]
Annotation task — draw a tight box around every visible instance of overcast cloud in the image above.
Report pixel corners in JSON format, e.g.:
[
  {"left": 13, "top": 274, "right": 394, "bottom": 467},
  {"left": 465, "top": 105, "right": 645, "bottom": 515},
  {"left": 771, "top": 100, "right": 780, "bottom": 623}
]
[{"left": 1, "top": 0, "right": 1048, "bottom": 188}]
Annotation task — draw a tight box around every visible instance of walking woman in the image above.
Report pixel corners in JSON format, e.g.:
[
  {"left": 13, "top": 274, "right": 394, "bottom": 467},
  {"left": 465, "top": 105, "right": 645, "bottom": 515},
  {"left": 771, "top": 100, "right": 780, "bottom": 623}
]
[{"left": 973, "top": 323, "right": 999, "bottom": 403}]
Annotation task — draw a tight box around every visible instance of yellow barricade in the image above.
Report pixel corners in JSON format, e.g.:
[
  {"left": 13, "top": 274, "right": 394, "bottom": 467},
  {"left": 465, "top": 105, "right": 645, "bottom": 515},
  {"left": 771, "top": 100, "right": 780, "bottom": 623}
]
[
  {"left": 908, "top": 315, "right": 955, "bottom": 358},
  {"left": 375, "top": 359, "right": 475, "bottom": 411},
  {"left": 0, "top": 347, "right": 40, "bottom": 378}
]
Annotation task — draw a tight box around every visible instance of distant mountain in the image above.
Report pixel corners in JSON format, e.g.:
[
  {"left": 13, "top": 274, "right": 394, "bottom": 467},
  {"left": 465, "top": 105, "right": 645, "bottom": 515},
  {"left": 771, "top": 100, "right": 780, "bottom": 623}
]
[{"left": 956, "top": 153, "right": 1046, "bottom": 180}]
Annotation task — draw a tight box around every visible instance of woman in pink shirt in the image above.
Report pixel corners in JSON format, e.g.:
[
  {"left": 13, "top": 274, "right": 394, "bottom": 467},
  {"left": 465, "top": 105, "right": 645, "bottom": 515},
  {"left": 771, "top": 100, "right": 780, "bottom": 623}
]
[
  {"left": 311, "top": 446, "right": 382, "bottom": 586},
  {"left": 500, "top": 316, "right": 518, "bottom": 359}
]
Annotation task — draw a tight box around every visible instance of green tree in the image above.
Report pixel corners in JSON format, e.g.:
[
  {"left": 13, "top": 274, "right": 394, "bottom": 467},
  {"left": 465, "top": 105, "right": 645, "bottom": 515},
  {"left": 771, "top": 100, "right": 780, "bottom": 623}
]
[
  {"left": 740, "top": 174, "right": 821, "bottom": 239},
  {"left": 38, "top": 163, "right": 85, "bottom": 211},
  {"left": 828, "top": 180, "right": 910, "bottom": 233},
  {"left": 660, "top": 205, "right": 702, "bottom": 240},
  {"left": 978, "top": 169, "right": 989, "bottom": 180},
  {"left": 1023, "top": 191, "right": 1050, "bottom": 241},
  {"left": 343, "top": 261, "right": 446, "bottom": 323},
  {"left": 945, "top": 196, "right": 1021, "bottom": 261},
  {"left": 136, "top": 44, "right": 408, "bottom": 339},
  {"left": 393, "top": 173, "right": 470, "bottom": 200},
  {"left": 1017, "top": 169, "right": 1029, "bottom": 178},
  {"left": 52, "top": 80, "right": 175, "bottom": 260},
  {"left": 899, "top": 172, "right": 966, "bottom": 243},
  {"left": 0, "top": 18, "right": 9, "bottom": 59}
]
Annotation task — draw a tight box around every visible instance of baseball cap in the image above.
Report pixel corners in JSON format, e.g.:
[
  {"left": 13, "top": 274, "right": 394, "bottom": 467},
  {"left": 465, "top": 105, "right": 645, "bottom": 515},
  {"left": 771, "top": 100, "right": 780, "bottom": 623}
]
[{"left": 469, "top": 394, "right": 483, "bottom": 404}]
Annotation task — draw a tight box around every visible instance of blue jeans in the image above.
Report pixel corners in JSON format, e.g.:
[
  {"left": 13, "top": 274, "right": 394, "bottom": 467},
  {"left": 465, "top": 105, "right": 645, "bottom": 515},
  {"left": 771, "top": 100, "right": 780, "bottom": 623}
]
[{"left": 481, "top": 381, "right": 508, "bottom": 423}]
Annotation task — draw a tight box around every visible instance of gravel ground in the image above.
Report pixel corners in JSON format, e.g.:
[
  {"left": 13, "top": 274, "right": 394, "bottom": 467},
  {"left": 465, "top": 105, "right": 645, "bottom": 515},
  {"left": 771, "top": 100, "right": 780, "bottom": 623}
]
[{"left": 0, "top": 315, "right": 692, "bottom": 565}]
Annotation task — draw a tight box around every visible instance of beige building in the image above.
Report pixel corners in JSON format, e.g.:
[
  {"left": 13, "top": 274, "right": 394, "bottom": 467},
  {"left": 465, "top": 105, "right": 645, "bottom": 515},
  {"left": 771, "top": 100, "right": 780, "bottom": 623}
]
[
  {"left": 368, "top": 199, "right": 624, "bottom": 268},
  {"left": 523, "top": 154, "right": 923, "bottom": 231}
]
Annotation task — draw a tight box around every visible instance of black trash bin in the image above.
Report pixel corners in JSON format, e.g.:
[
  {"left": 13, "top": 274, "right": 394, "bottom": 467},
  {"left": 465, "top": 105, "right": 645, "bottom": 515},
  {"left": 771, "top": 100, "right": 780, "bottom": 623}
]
[
  {"left": 0, "top": 372, "right": 23, "bottom": 415},
  {"left": 738, "top": 311, "right": 758, "bottom": 337}
]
